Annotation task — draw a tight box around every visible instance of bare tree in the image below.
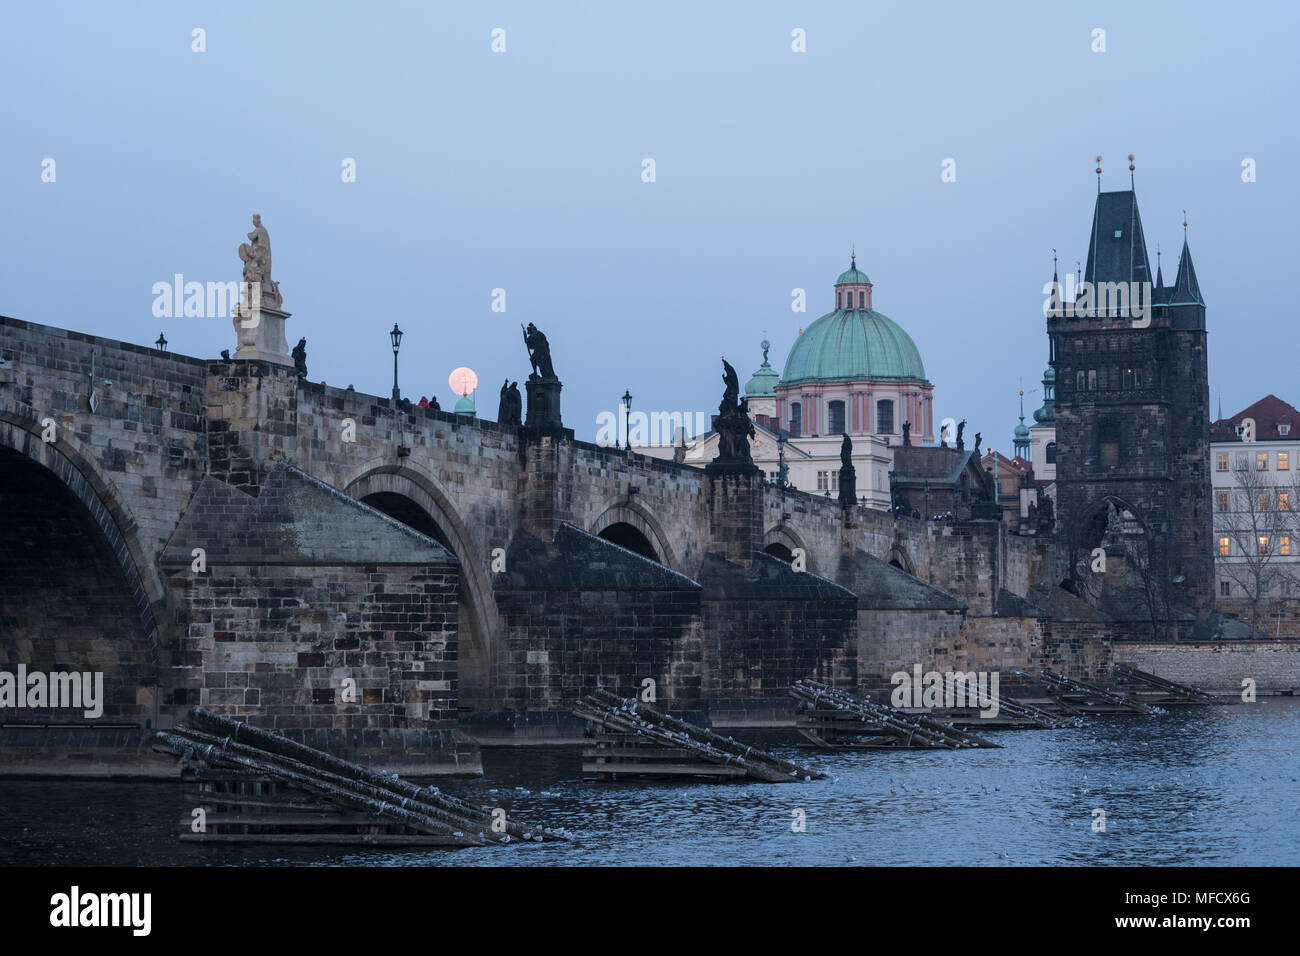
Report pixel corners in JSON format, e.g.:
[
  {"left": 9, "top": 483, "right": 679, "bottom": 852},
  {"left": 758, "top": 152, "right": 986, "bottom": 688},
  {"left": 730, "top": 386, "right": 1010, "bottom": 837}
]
[{"left": 1217, "top": 457, "right": 1297, "bottom": 631}]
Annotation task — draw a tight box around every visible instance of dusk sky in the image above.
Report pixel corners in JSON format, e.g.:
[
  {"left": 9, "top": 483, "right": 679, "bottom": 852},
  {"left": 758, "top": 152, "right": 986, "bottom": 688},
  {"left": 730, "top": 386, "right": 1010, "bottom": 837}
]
[{"left": 3, "top": 1, "right": 1296, "bottom": 449}]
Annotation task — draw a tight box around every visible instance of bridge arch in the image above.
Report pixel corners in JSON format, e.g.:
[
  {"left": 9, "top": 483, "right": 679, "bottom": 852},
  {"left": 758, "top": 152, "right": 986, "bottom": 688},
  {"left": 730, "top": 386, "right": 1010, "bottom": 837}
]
[
  {"left": 886, "top": 540, "right": 916, "bottom": 576},
  {"left": 589, "top": 499, "right": 678, "bottom": 569},
  {"left": 764, "top": 524, "right": 813, "bottom": 571},
  {"left": 343, "top": 462, "right": 500, "bottom": 709},
  {"left": 0, "top": 414, "right": 162, "bottom": 721}
]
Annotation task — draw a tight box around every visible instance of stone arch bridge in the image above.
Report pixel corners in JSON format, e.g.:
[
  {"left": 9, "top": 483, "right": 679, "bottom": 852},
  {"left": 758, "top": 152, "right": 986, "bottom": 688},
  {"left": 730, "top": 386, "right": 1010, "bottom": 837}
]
[{"left": 2, "top": 315, "right": 1087, "bottom": 768}]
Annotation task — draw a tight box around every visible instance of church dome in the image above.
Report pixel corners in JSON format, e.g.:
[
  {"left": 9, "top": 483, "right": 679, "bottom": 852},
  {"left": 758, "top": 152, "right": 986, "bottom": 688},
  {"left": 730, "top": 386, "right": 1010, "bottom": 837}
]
[
  {"left": 836, "top": 264, "right": 872, "bottom": 285},
  {"left": 454, "top": 394, "right": 476, "bottom": 416},
  {"left": 779, "top": 302, "right": 928, "bottom": 386},
  {"left": 1014, "top": 422, "right": 1031, "bottom": 439}
]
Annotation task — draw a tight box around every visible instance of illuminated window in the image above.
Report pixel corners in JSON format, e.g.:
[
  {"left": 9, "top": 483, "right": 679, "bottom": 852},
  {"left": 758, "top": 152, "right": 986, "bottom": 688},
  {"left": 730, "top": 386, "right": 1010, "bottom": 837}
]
[
  {"left": 1281, "top": 536, "right": 1292, "bottom": 556},
  {"left": 1216, "top": 492, "right": 1229, "bottom": 512},
  {"left": 1258, "top": 492, "right": 1269, "bottom": 512},
  {"left": 1257, "top": 452, "right": 1269, "bottom": 470},
  {"left": 1259, "top": 536, "right": 1271, "bottom": 555},
  {"left": 1281, "top": 492, "right": 1290, "bottom": 512},
  {"left": 1279, "top": 452, "right": 1290, "bottom": 471},
  {"left": 1218, "top": 537, "right": 1230, "bottom": 556},
  {"left": 1217, "top": 453, "right": 1228, "bottom": 471},
  {"left": 1123, "top": 368, "right": 1134, "bottom": 389}
]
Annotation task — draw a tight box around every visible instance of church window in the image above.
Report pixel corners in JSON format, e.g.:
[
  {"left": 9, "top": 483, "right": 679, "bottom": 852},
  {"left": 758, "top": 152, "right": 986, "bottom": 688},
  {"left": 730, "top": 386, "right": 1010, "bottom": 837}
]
[
  {"left": 1257, "top": 452, "right": 1269, "bottom": 470},
  {"left": 1216, "top": 492, "right": 1229, "bottom": 512},
  {"left": 789, "top": 402, "right": 802, "bottom": 438},
  {"left": 828, "top": 400, "right": 846, "bottom": 435},
  {"left": 1217, "top": 453, "right": 1228, "bottom": 471},
  {"left": 1279, "top": 452, "right": 1290, "bottom": 470},
  {"left": 1218, "top": 537, "right": 1230, "bottom": 556},
  {"left": 837, "top": 291, "right": 843, "bottom": 309},
  {"left": 876, "top": 400, "right": 894, "bottom": 435},
  {"left": 858, "top": 290, "right": 865, "bottom": 308},
  {"left": 1045, "top": 442, "right": 1057, "bottom": 464}
]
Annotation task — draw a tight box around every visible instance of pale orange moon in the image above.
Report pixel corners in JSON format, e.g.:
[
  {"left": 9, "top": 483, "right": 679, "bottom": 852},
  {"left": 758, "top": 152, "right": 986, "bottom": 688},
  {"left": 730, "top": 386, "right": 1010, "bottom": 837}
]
[{"left": 449, "top": 366, "right": 478, "bottom": 396}]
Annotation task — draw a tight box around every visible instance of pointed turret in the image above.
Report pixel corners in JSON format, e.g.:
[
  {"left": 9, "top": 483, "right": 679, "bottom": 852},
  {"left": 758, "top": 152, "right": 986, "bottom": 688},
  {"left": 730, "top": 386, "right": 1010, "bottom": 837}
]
[
  {"left": 1170, "top": 238, "right": 1203, "bottom": 305},
  {"left": 1083, "top": 190, "right": 1153, "bottom": 289}
]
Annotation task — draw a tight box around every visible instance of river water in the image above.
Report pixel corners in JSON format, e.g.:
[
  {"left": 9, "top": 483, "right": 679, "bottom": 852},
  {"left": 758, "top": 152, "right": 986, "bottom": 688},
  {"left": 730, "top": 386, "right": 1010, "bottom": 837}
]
[{"left": 2, "top": 700, "right": 1297, "bottom": 866}]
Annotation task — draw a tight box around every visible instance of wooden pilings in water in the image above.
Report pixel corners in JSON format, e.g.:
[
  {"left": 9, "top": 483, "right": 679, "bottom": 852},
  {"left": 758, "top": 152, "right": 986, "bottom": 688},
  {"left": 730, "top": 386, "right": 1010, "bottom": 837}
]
[
  {"left": 153, "top": 708, "right": 569, "bottom": 847},
  {"left": 790, "top": 680, "right": 1001, "bottom": 749},
  {"left": 1035, "top": 669, "right": 1157, "bottom": 715},
  {"left": 1112, "top": 663, "right": 1223, "bottom": 706},
  {"left": 574, "top": 689, "right": 825, "bottom": 782}
]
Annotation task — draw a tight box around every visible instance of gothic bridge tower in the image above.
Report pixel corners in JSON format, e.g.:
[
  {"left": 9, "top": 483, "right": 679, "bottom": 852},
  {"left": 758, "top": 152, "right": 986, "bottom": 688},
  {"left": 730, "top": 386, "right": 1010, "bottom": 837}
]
[{"left": 1049, "top": 165, "right": 1212, "bottom": 619}]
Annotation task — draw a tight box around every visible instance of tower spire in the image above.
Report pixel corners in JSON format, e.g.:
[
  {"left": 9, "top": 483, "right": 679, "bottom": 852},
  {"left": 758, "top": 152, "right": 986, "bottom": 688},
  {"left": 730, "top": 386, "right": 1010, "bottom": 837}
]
[
  {"left": 1129, "top": 153, "right": 1135, "bottom": 189},
  {"left": 1096, "top": 155, "right": 1102, "bottom": 192}
]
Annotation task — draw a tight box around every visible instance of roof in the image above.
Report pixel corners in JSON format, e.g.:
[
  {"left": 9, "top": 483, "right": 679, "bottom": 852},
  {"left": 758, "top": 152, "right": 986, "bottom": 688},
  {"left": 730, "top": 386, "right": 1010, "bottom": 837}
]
[
  {"left": 745, "top": 359, "right": 780, "bottom": 397},
  {"left": 836, "top": 264, "right": 872, "bottom": 285},
  {"left": 893, "top": 445, "right": 979, "bottom": 483},
  {"left": 495, "top": 523, "right": 700, "bottom": 590},
  {"left": 1084, "top": 190, "right": 1153, "bottom": 289},
  {"left": 779, "top": 307, "right": 928, "bottom": 386},
  {"left": 160, "top": 462, "right": 457, "bottom": 567},
  {"left": 1167, "top": 238, "right": 1204, "bottom": 306},
  {"left": 835, "top": 549, "right": 965, "bottom": 611},
  {"left": 1210, "top": 394, "right": 1300, "bottom": 442}
]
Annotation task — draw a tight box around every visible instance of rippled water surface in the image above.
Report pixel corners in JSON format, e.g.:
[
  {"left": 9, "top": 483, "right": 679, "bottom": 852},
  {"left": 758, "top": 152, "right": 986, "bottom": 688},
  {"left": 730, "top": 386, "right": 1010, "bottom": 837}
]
[{"left": 3, "top": 700, "right": 1297, "bottom": 866}]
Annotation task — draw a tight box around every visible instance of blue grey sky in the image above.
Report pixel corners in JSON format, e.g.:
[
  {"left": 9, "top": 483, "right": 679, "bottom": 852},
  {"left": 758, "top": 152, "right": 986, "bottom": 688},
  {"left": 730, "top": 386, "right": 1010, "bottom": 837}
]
[{"left": 3, "top": 1, "right": 1296, "bottom": 450}]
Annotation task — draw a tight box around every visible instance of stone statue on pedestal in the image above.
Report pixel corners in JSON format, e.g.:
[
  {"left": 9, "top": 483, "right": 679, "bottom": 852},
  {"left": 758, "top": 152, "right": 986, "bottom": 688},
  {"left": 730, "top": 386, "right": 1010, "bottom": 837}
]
[
  {"left": 711, "top": 358, "right": 755, "bottom": 466},
  {"left": 838, "top": 432, "right": 857, "bottom": 507},
  {"left": 956, "top": 419, "right": 966, "bottom": 451},
  {"left": 292, "top": 337, "right": 307, "bottom": 378},
  {"left": 902, "top": 421, "right": 911, "bottom": 446},
  {"left": 522, "top": 323, "right": 556, "bottom": 380},
  {"left": 237, "top": 214, "right": 282, "bottom": 310}
]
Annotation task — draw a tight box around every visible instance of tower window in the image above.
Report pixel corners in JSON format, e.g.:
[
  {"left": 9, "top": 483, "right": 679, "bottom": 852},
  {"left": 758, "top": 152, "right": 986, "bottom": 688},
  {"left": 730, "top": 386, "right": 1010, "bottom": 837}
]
[
  {"left": 789, "top": 402, "right": 802, "bottom": 439},
  {"left": 1045, "top": 442, "right": 1057, "bottom": 464},
  {"left": 858, "top": 290, "right": 865, "bottom": 308},
  {"left": 837, "top": 291, "right": 843, "bottom": 309},
  {"left": 1134, "top": 368, "right": 1144, "bottom": 388},
  {"left": 828, "top": 400, "right": 846, "bottom": 435},
  {"left": 1099, "top": 420, "right": 1120, "bottom": 467},
  {"left": 1087, "top": 369, "right": 1097, "bottom": 391},
  {"left": 876, "top": 400, "right": 894, "bottom": 435}
]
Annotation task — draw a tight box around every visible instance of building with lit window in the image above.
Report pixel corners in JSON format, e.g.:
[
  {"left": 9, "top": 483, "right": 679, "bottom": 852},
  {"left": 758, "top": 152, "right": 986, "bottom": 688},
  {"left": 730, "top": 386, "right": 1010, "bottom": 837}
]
[{"left": 1210, "top": 395, "right": 1300, "bottom": 608}]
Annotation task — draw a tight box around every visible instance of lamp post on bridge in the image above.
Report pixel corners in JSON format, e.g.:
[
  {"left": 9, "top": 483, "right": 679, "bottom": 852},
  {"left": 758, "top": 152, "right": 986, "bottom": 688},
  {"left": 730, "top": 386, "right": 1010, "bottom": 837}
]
[
  {"left": 390, "top": 323, "right": 403, "bottom": 402},
  {"left": 155, "top": 332, "right": 167, "bottom": 352},
  {"left": 621, "top": 389, "right": 632, "bottom": 450}
]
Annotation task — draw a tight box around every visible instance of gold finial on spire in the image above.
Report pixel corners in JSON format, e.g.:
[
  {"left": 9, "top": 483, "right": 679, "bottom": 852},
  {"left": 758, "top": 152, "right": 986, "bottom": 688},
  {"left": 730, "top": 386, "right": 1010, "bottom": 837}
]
[{"left": 1129, "top": 153, "right": 1135, "bottom": 187}]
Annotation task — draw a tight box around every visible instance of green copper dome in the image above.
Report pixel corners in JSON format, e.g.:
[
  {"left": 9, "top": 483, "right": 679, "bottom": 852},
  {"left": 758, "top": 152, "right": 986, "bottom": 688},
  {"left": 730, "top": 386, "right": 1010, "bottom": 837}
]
[
  {"left": 454, "top": 394, "right": 476, "bottom": 416},
  {"left": 779, "top": 308, "right": 928, "bottom": 386},
  {"left": 1014, "top": 422, "right": 1031, "bottom": 439},
  {"left": 836, "top": 265, "right": 871, "bottom": 285},
  {"left": 745, "top": 360, "right": 780, "bottom": 397}
]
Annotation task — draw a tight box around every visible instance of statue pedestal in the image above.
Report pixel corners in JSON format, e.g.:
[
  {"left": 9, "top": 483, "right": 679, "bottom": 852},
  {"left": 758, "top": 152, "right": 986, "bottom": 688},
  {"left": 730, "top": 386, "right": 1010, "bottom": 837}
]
[
  {"left": 233, "top": 302, "right": 293, "bottom": 366},
  {"left": 524, "top": 376, "right": 563, "bottom": 432}
]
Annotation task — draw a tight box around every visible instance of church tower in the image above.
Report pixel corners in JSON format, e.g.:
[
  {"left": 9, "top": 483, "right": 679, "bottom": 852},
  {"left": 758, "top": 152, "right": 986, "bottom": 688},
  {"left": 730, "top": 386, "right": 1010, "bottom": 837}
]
[{"left": 1049, "top": 161, "right": 1212, "bottom": 618}]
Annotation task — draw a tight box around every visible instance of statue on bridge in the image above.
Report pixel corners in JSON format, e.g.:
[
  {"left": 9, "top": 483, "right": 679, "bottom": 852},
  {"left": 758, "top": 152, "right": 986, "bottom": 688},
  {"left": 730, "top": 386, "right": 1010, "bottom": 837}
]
[
  {"left": 838, "top": 432, "right": 857, "bottom": 508},
  {"left": 498, "top": 378, "right": 522, "bottom": 427},
  {"left": 901, "top": 421, "right": 911, "bottom": 446},
  {"left": 956, "top": 418, "right": 966, "bottom": 451},
  {"left": 292, "top": 337, "right": 307, "bottom": 379},
  {"left": 522, "top": 323, "right": 556, "bottom": 380},
  {"left": 237, "top": 214, "right": 282, "bottom": 310},
  {"left": 711, "top": 358, "right": 755, "bottom": 467}
]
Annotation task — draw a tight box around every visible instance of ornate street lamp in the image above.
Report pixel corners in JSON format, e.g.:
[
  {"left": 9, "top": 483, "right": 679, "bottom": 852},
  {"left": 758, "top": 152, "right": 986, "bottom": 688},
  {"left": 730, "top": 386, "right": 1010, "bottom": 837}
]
[
  {"left": 390, "top": 323, "right": 403, "bottom": 401},
  {"left": 155, "top": 332, "right": 167, "bottom": 352},
  {"left": 621, "top": 389, "right": 632, "bottom": 450}
]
